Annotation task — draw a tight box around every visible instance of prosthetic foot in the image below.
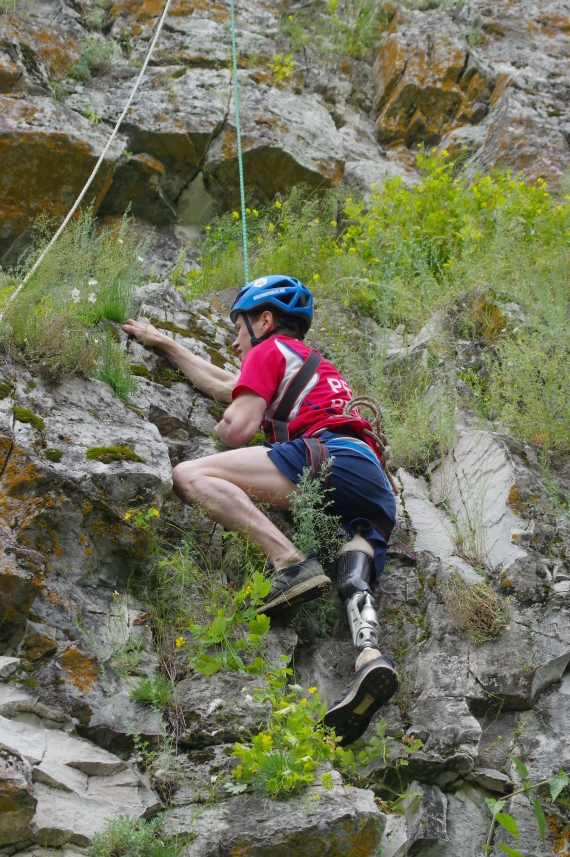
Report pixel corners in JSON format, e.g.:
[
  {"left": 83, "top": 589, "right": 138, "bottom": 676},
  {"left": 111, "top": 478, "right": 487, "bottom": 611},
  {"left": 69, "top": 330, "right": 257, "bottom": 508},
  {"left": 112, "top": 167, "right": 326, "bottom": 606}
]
[
  {"left": 258, "top": 553, "right": 331, "bottom": 615},
  {"left": 323, "top": 536, "right": 398, "bottom": 745}
]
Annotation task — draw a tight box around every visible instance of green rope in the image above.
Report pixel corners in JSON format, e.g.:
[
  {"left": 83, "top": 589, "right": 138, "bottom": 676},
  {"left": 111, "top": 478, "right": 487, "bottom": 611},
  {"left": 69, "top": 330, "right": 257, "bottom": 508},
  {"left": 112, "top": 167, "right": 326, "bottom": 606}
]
[{"left": 229, "top": 0, "right": 249, "bottom": 283}]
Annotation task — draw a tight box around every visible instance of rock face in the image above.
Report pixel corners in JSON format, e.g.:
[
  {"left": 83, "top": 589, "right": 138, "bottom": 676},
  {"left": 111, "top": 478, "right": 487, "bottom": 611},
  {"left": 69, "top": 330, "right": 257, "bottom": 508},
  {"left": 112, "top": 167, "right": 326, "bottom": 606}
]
[
  {"left": 2, "top": 0, "right": 569, "bottom": 263},
  {"left": 166, "top": 769, "right": 385, "bottom": 857},
  {"left": 0, "top": 715, "right": 160, "bottom": 846}
]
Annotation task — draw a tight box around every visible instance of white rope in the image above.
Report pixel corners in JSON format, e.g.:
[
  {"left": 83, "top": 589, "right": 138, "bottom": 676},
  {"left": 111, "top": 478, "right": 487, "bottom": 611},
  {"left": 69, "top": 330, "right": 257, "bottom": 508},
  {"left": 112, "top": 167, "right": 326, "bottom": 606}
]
[{"left": 0, "top": 0, "right": 173, "bottom": 324}]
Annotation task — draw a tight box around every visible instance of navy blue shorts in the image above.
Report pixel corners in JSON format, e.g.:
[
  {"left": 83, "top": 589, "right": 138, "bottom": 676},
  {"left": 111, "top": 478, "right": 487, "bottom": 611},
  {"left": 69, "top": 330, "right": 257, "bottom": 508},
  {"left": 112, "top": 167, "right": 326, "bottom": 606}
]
[{"left": 268, "top": 431, "right": 396, "bottom": 579}]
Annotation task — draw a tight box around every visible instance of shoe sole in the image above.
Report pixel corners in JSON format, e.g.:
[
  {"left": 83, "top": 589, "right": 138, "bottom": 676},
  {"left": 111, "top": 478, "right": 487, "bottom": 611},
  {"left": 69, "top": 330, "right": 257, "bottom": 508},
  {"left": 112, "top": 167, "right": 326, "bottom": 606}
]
[
  {"left": 323, "top": 662, "right": 399, "bottom": 746},
  {"left": 257, "top": 575, "right": 332, "bottom": 615}
]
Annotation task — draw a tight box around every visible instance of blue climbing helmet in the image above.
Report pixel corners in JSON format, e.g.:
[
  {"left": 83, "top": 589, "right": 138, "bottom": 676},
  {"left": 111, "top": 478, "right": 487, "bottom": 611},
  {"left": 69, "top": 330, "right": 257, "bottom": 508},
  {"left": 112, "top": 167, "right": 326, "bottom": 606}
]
[{"left": 230, "top": 275, "right": 314, "bottom": 346}]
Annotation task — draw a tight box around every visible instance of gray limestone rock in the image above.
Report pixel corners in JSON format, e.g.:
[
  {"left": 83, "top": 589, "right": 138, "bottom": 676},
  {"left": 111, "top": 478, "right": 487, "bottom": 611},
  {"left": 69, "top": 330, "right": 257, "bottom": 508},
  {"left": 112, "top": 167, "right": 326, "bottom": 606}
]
[
  {"left": 0, "top": 656, "right": 20, "bottom": 677},
  {"left": 175, "top": 671, "right": 271, "bottom": 748},
  {"left": 0, "top": 97, "right": 123, "bottom": 266},
  {"left": 0, "top": 748, "right": 37, "bottom": 847},
  {"left": 166, "top": 769, "right": 385, "bottom": 857},
  {"left": 0, "top": 367, "right": 172, "bottom": 590},
  {"left": 0, "top": 714, "right": 160, "bottom": 847},
  {"left": 204, "top": 74, "right": 345, "bottom": 209},
  {"left": 404, "top": 781, "right": 448, "bottom": 851}
]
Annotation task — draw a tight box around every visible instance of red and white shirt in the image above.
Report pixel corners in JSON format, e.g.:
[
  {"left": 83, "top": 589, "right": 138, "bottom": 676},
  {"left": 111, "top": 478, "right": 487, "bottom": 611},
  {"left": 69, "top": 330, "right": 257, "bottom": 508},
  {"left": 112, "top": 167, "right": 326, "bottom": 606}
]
[{"left": 233, "top": 335, "right": 378, "bottom": 454}]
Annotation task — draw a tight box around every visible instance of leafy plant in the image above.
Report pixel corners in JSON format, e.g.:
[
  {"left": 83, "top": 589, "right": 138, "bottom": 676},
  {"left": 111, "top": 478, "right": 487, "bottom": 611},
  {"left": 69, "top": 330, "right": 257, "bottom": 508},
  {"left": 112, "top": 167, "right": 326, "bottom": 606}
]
[
  {"left": 483, "top": 757, "right": 570, "bottom": 855},
  {"left": 84, "top": 105, "right": 101, "bottom": 123},
  {"left": 267, "top": 53, "right": 295, "bottom": 83},
  {"left": 229, "top": 678, "right": 338, "bottom": 798}
]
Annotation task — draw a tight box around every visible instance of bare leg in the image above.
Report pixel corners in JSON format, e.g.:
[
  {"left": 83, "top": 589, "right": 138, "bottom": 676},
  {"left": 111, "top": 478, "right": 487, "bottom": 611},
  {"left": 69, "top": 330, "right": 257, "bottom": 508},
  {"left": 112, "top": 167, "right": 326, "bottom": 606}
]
[{"left": 172, "top": 446, "right": 304, "bottom": 568}]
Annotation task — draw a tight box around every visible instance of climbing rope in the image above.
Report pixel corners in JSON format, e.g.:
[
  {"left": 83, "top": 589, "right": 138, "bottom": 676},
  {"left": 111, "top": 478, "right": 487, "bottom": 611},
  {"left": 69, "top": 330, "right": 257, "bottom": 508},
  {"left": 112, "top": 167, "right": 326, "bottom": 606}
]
[
  {"left": 229, "top": 0, "right": 249, "bottom": 282},
  {"left": 0, "top": 0, "right": 174, "bottom": 325},
  {"left": 341, "top": 396, "right": 400, "bottom": 495}
]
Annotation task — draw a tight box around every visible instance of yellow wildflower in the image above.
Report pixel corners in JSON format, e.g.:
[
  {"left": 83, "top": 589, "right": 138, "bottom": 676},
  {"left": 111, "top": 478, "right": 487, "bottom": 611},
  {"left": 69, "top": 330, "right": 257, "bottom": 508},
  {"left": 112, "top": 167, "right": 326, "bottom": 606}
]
[
  {"left": 330, "top": 220, "right": 337, "bottom": 226},
  {"left": 205, "top": 225, "right": 211, "bottom": 231},
  {"left": 300, "top": 698, "right": 307, "bottom": 707},
  {"left": 232, "top": 211, "right": 239, "bottom": 219},
  {"left": 275, "top": 200, "right": 282, "bottom": 208},
  {"left": 245, "top": 584, "right": 253, "bottom": 595},
  {"left": 312, "top": 273, "right": 320, "bottom": 280},
  {"left": 175, "top": 636, "right": 186, "bottom": 649},
  {"left": 124, "top": 511, "right": 131, "bottom": 520},
  {"left": 260, "top": 733, "right": 273, "bottom": 749},
  {"left": 308, "top": 686, "right": 317, "bottom": 693},
  {"left": 268, "top": 223, "right": 275, "bottom": 232},
  {"left": 252, "top": 209, "right": 259, "bottom": 217},
  {"left": 149, "top": 507, "right": 159, "bottom": 517}
]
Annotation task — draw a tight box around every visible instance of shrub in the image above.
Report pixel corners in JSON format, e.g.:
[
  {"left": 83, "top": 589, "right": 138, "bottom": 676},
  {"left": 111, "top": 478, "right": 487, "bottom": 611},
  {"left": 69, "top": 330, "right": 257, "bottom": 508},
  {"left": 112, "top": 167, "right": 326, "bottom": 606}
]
[{"left": 70, "top": 37, "right": 121, "bottom": 82}]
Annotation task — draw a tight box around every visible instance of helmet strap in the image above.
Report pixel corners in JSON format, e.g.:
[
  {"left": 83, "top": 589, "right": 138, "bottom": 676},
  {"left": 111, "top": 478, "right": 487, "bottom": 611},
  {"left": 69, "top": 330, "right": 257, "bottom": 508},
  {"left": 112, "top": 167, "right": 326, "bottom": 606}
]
[{"left": 241, "top": 313, "right": 286, "bottom": 348}]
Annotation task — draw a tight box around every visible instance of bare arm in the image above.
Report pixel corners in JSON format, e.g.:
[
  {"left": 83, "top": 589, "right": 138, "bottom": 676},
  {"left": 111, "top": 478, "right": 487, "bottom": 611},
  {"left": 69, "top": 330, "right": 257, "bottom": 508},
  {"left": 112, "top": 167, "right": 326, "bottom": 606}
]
[
  {"left": 123, "top": 319, "right": 237, "bottom": 404},
  {"left": 214, "top": 391, "right": 266, "bottom": 448}
]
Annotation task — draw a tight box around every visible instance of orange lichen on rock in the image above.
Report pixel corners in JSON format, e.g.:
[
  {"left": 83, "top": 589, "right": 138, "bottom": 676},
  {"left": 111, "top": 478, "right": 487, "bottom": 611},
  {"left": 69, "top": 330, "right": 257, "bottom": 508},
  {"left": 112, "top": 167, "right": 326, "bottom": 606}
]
[{"left": 58, "top": 647, "right": 100, "bottom": 693}]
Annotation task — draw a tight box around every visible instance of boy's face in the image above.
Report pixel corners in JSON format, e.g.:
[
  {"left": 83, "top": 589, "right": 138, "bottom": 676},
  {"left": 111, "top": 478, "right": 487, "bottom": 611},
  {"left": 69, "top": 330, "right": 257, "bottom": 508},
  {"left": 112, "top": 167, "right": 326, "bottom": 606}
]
[{"left": 232, "top": 312, "right": 273, "bottom": 361}]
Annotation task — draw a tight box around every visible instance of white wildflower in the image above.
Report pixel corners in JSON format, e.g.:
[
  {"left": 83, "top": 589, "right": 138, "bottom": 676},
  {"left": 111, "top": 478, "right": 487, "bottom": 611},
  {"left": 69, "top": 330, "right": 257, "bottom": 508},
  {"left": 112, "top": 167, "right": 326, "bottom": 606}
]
[
  {"left": 88, "top": 292, "right": 97, "bottom": 303},
  {"left": 71, "top": 288, "right": 81, "bottom": 303},
  {"left": 88, "top": 278, "right": 98, "bottom": 286},
  {"left": 118, "top": 239, "right": 124, "bottom": 244},
  {"left": 137, "top": 256, "right": 144, "bottom": 262}
]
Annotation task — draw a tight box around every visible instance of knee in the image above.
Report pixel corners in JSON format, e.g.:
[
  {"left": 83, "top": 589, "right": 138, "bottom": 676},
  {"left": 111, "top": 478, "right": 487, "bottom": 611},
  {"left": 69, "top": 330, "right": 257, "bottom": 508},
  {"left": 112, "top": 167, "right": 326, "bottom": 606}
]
[{"left": 172, "top": 461, "right": 201, "bottom": 499}]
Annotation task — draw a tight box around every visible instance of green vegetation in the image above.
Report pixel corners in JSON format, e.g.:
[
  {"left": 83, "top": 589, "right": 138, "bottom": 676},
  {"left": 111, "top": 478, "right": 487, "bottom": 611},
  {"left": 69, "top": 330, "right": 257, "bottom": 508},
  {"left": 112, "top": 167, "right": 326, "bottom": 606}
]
[
  {"left": 86, "top": 445, "right": 146, "bottom": 464},
  {"left": 280, "top": 0, "right": 389, "bottom": 60},
  {"left": 266, "top": 53, "right": 295, "bottom": 84},
  {"left": 94, "top": 329, "right": 138, "bottom": 404},
  {"left": 12, "top": 406, "right": 45, "bottom": 430},
  {"left": 0, "top": 380, "right": 12, "bottom": 399},
  {"left": 70, "top": 37, "right": 121, "bottom": 82},
  {"left": 0, "top": 211, "right": 144, "bottom": 393},
  {"left": 289, "top": 462, "right": 341, "bottom": 560},
  {"left": 441, "top": 573, "right": 509, "bottom": 645},
  {"left": 130, "top": 674, "right": 174, "bottom": 710},
  {"left": 483, "top": 759, "right": 569, "bottom": 855},
  {"left": 88, "top": 816, "right": 174, "bottom": 857},
  {"left": 44, "top": 447, "right": 63, "bottom": 462},
  {"left": 187, "top": 150, "right": 570, "bottom": 466}
]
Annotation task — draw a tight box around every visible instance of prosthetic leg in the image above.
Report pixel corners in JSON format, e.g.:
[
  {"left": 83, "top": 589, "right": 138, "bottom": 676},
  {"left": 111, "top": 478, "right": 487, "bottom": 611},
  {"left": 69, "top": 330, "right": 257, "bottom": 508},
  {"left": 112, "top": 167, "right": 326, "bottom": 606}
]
[{"left": 323, "top": 533, "right": 399, "bottom": 745}]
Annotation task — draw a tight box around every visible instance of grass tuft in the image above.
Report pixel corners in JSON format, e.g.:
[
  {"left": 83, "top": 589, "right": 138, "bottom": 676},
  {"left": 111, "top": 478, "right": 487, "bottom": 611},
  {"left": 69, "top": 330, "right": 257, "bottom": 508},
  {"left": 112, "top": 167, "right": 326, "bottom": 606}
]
[
  {"left": 441, "top": 573, "right": 508, "bottom": 645},
  {"left": 94, "top": 329, "right": 138, "bottom": 404}
]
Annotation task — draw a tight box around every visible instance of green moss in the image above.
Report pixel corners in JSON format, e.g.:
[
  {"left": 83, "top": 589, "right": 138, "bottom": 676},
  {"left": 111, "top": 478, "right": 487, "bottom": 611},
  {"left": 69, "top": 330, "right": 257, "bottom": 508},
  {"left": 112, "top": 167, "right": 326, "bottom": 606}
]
[
  {"left": 152, "top": 359, "right": 186, "bottom": 388},
  {"left": 0, "top": 380, "right": 12, "bottom": 400},
  {"left": 127, "top": 405, "right": 145, "bottom": 419},
  {"left": 44, "top": 448, "right": 63, "bottom": 462},
  {"left": 12, "top": 406, "right": 45, "bottom": 430},
  {"left": 86, "top": 445, "right": 146, "bottom": 464},
  {"left": 130, "top": 364, "right": 152, "bottom": 380}
]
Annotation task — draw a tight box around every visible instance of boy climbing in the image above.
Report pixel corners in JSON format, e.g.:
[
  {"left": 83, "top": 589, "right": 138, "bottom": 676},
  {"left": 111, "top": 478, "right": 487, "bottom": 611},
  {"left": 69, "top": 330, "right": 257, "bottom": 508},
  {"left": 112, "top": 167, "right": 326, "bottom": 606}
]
[{"left": 123, "top": 275, "right": 398, "bottom": 745}]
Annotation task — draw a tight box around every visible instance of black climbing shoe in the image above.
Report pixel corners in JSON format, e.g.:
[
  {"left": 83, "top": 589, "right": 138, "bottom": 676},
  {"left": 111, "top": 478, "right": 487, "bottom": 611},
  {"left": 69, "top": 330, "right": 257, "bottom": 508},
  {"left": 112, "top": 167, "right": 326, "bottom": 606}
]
[
  {"left": 257, "top": 553, "right": 331, "bottom": 615},
  {"left": 323, "top": 654, "right": 399, "bottom": 745}
]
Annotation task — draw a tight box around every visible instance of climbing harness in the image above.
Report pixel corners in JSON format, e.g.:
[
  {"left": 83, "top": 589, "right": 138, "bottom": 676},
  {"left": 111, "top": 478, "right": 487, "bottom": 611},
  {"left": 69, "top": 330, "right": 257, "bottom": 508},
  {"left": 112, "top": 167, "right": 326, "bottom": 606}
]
[
  {"left": 264, "top": 350, "right": 323, "bottom": 443},
  {"left": 0, "top": 0, "right": 175, "bottom": 326},
  {"left": 229, "top": 0, "right": 249, "bottom": 282}
]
